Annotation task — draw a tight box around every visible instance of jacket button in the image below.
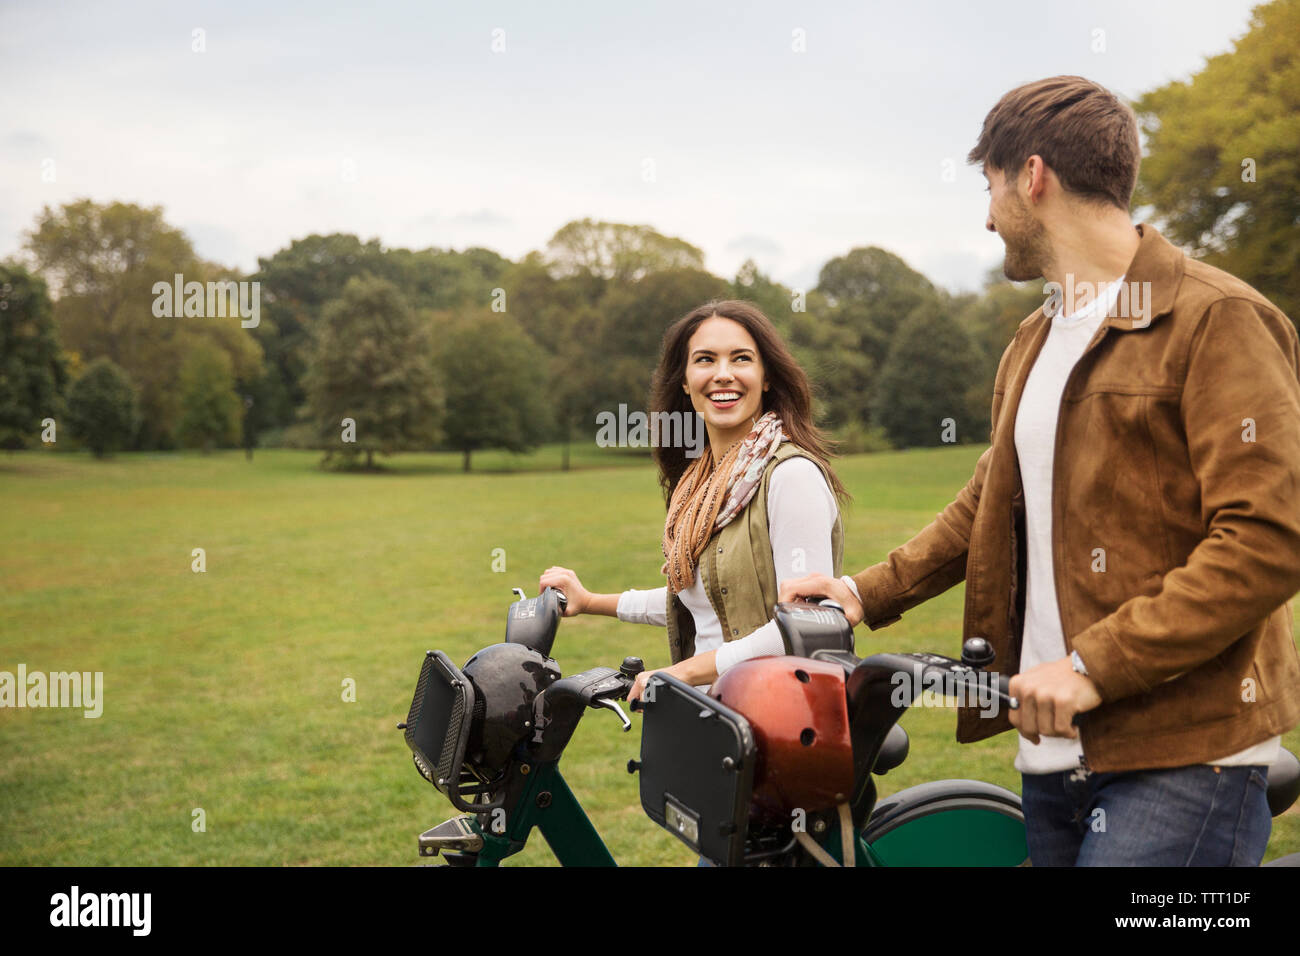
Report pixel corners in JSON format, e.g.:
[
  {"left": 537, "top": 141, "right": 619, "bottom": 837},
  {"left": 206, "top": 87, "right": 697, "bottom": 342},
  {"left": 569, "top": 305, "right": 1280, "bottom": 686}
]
[
  {"left": 732, "top": 628, "right": 738, "bottom": 635},
  {"left": 721, "top": 587, "right": 727, "bottom": 594},
  {"left": 717, "top": 546, "right": 723, "bottom": 553}
]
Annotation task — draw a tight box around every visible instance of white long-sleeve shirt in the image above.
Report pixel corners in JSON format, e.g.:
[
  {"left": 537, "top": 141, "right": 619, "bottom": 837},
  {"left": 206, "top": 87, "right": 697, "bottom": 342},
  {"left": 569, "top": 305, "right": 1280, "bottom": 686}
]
[{"left": 616, "top": 455, "right": 838, "bottom": 674}]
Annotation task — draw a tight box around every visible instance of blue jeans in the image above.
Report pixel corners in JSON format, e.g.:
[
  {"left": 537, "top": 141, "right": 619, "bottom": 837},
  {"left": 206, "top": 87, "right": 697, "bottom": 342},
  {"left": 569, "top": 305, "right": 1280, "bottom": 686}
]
[{"left": 1021, "top": 763, "right": 1271, "bottom": 866}]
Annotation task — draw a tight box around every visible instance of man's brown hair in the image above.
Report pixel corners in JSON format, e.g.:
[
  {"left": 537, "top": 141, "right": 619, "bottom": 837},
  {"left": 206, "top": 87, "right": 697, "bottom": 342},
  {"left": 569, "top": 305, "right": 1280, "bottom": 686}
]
[{"left": 967, "top": 75, "right": 1140, "bottom": 210}]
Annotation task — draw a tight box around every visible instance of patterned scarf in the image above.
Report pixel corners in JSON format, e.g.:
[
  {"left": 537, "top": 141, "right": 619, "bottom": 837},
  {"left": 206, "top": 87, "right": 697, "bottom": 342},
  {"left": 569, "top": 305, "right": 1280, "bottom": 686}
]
[{"left": 661, "top": 411, "right": 785, "bottom": 594}]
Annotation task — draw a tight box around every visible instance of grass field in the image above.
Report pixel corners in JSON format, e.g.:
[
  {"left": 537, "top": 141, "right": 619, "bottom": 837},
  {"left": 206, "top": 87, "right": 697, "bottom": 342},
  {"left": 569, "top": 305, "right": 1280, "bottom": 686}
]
[{"left": 2, "top": 443, "right": 1297, "bottom": 865}]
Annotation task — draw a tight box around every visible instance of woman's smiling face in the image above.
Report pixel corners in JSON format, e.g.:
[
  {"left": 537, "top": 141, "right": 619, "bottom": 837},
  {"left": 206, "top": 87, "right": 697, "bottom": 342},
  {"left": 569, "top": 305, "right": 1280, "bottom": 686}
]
[{"left": 683, "top": 315, "right": 768, "bottom": 451}]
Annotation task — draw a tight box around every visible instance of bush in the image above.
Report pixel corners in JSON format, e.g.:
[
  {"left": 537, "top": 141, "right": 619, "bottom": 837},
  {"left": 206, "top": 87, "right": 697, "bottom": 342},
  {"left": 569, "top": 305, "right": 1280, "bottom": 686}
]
[
  {"left": 255, "top": 423, "right": 318, "bottom": 449},
  {"left": 832, "top": 419, "right": 893, "bottom": 455},
  {"left": 66, "top": 358, "right": 138, "bottom": 457},
  {"left": 176, "top": 346, "right": 242, "bottom": 451}
]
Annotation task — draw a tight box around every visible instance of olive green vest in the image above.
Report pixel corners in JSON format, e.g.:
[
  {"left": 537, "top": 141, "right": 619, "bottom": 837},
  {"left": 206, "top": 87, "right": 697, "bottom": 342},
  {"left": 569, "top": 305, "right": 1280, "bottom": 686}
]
[{"left": 665, "top": 441, "right": 843, "bottom": 664}]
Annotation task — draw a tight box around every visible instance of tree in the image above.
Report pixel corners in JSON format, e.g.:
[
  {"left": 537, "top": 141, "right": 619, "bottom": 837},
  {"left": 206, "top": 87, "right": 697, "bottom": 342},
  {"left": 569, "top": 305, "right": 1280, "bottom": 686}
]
[
  {"left": 253, "top": 234, "right": 393, "bottom": 430},
  {"left": 575, "top": 268, "right": 730, "bottom": 465},
  {"left": 816, "top": 246, "right": 943, "bottom": 369},
  {"left": 492, "top": 254, "right": 726, "bottom": 469},
  {"left": 1133, "top": 0, "right": 1300, "bottom": 321},
  {"left": 24, "top": 199, "right": 262, "bottom": 448},
  {"left": 177, "top": 345, "right": 243, "bottom": 451},
  {"left": 955, "top": 271, "right": 1048, "bottom": 439},
  {"left": 491, "top": 256, "right": 607, "bottom": 467},
  {"left": 871, "top": 301, "right": 980, "bottom": 449},
  {"left": 786, "top": 301, "right": 872, "bottom": 431},
  {"left": 437, "top": 312, "right": 553, "bottom": 472},
  {"left": 727, "top": 260, "right": 861, "bottom": 431},
  {"left": 543, "top": 219, "right": 706, "bottom": 284},
  {"left": 0, "top": 263, "right": 69, "bottom": 449},
  {"left": 597, "top": 267, "right": 730, "bottom": 371},
  {"left": 385, "top": 245, "right": 512, "bottom": 312},
  {"left": 812, "top": 246, "right": 948, "bottom": 429},
  {"left": 67, "top": 357, "right": 138, "bottom": 457},
  {"left": 731, "top": 259, "right": 800, "bottom": 338},
  {"left": 255, "top": 235, "right": 513, "bottom": 429},
  {"left": 302, "top": 275, "right": 441, "bottom": 469}
]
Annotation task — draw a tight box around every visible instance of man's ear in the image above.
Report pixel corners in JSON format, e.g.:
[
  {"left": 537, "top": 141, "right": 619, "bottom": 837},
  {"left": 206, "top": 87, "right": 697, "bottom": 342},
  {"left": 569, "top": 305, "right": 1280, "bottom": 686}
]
[{"left": 1023, "top": 155, "right": 1047, "bottom": 203}]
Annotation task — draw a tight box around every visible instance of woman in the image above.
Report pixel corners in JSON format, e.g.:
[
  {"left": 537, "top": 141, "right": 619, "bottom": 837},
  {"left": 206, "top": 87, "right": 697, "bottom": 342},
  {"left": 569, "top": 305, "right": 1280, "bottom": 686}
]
[{"left": 538, "top": 299, "right": 852, "bottom": 702}]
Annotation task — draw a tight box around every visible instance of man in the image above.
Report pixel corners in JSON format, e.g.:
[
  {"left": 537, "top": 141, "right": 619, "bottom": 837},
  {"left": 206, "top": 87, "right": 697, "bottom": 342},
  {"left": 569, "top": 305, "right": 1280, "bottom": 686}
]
[{"left": 781, "top": 75, "right": 1300, "bottom": 865}]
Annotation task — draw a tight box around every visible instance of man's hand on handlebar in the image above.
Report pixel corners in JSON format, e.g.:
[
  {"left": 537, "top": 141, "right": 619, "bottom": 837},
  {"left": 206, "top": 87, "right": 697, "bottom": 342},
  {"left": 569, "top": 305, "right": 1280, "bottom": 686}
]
[
  {"left": 778, "top": 573, "right": 864, "bottom": 627},
  {"left": 1007, "top": 657, "right": 1102, "bottom": 744},
  {"left": 538, "top": 566, "right": 590, "bottom": 617}
]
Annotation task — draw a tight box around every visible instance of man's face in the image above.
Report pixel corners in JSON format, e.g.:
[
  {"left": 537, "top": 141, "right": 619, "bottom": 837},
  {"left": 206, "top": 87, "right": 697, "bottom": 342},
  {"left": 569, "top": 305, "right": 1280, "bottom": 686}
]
[{"left": 984, "top": 165, "right": 1051, "bottom": 281}]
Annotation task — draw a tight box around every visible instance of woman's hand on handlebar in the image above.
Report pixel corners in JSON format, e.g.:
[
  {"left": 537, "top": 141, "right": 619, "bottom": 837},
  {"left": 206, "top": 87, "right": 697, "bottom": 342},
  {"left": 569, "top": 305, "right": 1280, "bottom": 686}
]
[
  {"left": 628, "top": 668, "right": 664, "bottom": 706},
  {"left": 777, "top": 573, "right": 864, "bottom": 627},
  {"left": 539, "top": 566, "right": 591, "bottom": 617},
  {"left": 629, "top": 652, "right": 717, "bottom": 708}
]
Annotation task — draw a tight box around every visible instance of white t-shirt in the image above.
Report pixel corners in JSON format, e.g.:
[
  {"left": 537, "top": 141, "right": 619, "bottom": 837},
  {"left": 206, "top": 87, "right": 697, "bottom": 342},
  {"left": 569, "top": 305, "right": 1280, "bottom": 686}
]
[
  {"left": 616, "top": 455, "right": 839, "bottom": 675},
  {"left": 1013, "top": 276, "right": 1280, "bottom": 773}
]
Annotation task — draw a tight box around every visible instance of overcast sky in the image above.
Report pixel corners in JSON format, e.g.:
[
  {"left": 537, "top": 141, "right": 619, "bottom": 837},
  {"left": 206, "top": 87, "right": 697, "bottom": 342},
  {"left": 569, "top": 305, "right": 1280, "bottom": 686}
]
[{"left": 0, "top": 0, "right": 1262, "bottom": 295}]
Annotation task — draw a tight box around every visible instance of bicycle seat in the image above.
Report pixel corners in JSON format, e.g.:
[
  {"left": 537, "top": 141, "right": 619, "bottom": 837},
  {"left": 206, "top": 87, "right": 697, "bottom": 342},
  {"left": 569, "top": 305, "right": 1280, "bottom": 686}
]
[
  {"left": 774, "top": 600, "right": 855, "bottom": 657},
  {"left": 505, "top": 586, "right": 565, "bottom": 657},
  {"left": 1267, "top": 748, "right": 1300, "bottom": 817}
]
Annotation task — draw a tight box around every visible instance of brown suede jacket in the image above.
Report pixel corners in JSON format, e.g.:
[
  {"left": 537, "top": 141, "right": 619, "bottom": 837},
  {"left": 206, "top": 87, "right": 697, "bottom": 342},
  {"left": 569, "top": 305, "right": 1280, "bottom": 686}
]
[{"left": 851, "top": 224, "right": 1300, "bottom": 772}]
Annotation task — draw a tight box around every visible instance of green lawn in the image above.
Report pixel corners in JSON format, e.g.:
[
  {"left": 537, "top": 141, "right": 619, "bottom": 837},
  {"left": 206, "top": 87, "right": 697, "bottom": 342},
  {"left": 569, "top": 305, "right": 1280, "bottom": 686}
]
[{"left": 1, "top": 444, "right": 1297, "bottom": 865}]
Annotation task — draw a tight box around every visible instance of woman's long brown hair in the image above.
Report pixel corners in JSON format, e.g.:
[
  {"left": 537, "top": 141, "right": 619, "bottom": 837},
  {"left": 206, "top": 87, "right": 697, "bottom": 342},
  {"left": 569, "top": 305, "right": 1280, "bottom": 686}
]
[{"left": 649, "top": 299, "right": 851, "bottom": 508}]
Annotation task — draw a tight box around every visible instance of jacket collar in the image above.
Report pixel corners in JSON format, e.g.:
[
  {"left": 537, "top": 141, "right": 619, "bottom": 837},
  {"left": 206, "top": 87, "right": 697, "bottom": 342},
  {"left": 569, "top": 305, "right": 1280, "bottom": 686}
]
[
  {"left": 1107, "top": 223, "right": 1184, "bottom": 331},
  {"left": 1014, "top": 223, "right": 1184, "bottom": 333}
]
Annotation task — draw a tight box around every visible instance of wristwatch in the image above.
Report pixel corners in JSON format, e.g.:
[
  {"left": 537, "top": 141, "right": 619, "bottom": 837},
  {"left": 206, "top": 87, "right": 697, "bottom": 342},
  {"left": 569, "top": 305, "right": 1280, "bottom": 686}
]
[{"left": 1071, "top": 650, "right": 1089, "bottom": 676}]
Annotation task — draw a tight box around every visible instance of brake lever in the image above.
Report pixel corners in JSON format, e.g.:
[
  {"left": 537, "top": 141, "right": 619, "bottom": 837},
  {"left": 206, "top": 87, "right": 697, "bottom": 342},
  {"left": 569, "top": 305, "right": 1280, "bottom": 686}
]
[
  {"left": 593, "top": 697, "right": 632, "bottom": 732},
  {"left": 925, "top": 660, "right": 1020, "bottom": 710}
]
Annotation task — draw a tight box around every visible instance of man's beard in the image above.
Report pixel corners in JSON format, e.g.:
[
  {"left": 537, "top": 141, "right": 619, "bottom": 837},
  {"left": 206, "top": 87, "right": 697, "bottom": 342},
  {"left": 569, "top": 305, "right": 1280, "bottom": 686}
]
[{"left": 999, "top": 195, "right": 1052, "bottom": 282}]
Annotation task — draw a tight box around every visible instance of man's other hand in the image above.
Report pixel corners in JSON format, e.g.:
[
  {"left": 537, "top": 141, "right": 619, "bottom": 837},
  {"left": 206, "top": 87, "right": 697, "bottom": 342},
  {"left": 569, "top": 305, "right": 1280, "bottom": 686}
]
[{"left": 777, "top": 573, "right": 864, "bottom": 627}]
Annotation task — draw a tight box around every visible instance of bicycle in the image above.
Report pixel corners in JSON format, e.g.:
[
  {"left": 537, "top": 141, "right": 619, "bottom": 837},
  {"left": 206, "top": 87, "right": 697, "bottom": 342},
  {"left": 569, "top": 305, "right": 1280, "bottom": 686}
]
[{"left": 400, "top": 585, "right": 1271, "bottom": 865}]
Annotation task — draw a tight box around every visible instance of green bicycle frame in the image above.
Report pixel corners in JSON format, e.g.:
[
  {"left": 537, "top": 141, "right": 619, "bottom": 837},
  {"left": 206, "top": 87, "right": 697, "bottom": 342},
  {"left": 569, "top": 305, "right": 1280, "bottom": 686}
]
[
  {"left": 470, "top": 762, "right": 615, "bottom": 867},
  {"left": 457, "top": 762, "right": 1026, "bottom": 867}
]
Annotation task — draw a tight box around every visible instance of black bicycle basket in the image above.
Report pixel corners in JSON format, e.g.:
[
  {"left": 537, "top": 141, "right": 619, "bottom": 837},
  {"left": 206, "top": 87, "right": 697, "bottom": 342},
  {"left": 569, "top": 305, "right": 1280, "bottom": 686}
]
[
  {"left": 403, "top": 649, "right": 502, "bottom": 813},
  {"left": 636, "top": 673, "right": 757, "bottom": 866}
]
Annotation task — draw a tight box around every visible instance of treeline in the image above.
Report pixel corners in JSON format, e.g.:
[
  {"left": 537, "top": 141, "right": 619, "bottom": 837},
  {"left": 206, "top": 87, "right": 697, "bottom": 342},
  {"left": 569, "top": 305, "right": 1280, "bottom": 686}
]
[{"left": 1, "top": 203, "right": 1043, "bottom": 465}]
